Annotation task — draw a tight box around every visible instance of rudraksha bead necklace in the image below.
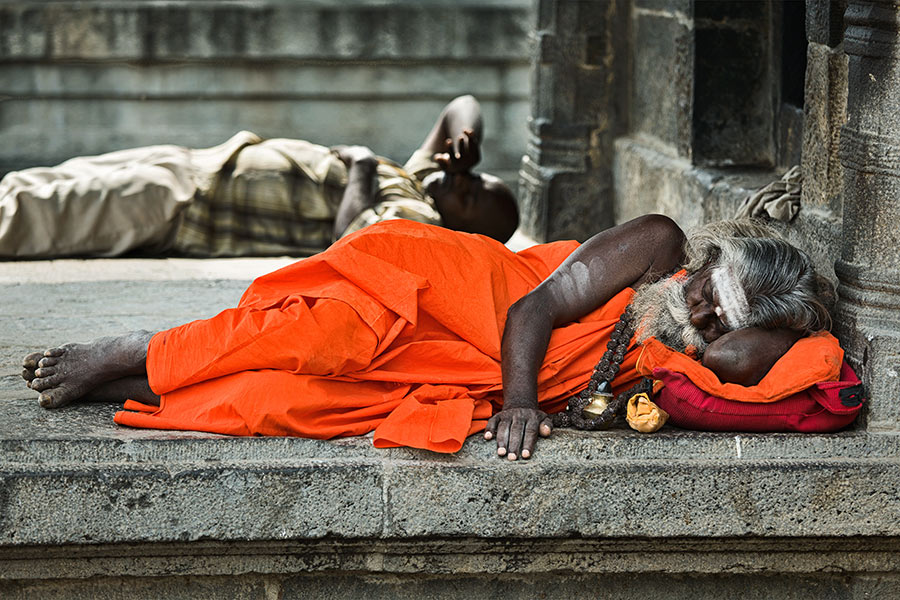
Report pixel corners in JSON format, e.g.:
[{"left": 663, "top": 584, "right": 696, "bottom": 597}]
[{"left": 553, "top": 304, "right": 651, "bottom": 430}]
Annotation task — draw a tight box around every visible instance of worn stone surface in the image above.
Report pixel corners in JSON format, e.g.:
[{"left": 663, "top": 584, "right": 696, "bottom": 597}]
[
  {"left": 0, "top": 0, "right": 531, "bottom": 184},
  {"left": 4, "top": 571, "right": 900, "bottom": 600},
  {"left": 631, "top": 4, "right": 694, "bottom": 158},
  {"left": 802, "top": 42, "right": 849, "bottom": 213},
  {"left": 612, "top": 137, "right": 775, "bottom": 227}
]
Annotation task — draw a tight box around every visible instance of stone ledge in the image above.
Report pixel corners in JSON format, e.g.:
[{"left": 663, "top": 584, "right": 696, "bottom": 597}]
[
  {"left": 2, "top": 401, "right": 899, "bottom": 547},
  {"left": 3, "top": 537, "right": 900, "bottom": 581},
  {"left": 613, "top": 135, "right": 778, "bottom": 227}
]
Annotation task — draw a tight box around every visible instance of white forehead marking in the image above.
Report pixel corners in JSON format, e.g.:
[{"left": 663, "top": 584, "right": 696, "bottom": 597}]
[{"left": 710, "top": 265, "right": 750, "bottom": 330}]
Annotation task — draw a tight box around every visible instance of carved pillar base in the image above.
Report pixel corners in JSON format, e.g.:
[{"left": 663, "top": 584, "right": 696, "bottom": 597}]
[
  {"left": 517, "top": 0, "right": 626, "bottom": 242},
  {"left": 835, "top": 0, "right": 900, "bottom": 430}
]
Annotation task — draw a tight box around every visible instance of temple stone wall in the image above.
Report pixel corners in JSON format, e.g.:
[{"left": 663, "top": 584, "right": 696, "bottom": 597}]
[
  {"left": 0, "top": 0, "right": 531, "bottom": 183},
  {"left": 518, "top": 0, "right": 629, "bottom": 241}
]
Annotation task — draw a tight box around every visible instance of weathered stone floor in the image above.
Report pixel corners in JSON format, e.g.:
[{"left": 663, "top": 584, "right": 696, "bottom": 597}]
[{"left": 2, "top": 256, "right": 900, "bottom": 599}]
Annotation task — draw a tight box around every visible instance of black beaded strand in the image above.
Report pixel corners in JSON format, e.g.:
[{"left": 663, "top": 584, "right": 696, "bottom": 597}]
[{"left": 553, "top": 305, "right": 651, "bottom": 430}]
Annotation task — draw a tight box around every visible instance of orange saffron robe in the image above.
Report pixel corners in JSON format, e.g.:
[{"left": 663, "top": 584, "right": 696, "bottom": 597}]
[{"left": 114, "top": 220, "right": 641, "bottom": 453}]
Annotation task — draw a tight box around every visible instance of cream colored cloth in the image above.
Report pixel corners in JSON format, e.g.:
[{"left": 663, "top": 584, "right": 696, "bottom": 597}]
[
  {"left": 0, "top": 131, "right": 258, "bottom": 259},
  {"left": 735, "top": 166, "right": 802, "bottom": 222},
  {"left": 0, "top": 132, "right": 438, "bottom": 258},
  {"left": 0, "top": 145, "right": 197, "bottom": 258}
]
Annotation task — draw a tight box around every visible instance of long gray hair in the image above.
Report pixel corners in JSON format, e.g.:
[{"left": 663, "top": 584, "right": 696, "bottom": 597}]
[{"left": 683, "top": 220, "right": 834, "bottom": 334}]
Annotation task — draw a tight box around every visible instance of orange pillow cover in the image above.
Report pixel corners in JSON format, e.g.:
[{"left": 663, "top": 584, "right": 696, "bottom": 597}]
[{"left": 635, "top": 331, "right": 844, "bottom": 403}]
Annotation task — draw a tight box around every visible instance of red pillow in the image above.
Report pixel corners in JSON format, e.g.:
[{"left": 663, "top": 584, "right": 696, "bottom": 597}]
[{"left": 651, "top": 361, "right": 864, "bottom": 433}]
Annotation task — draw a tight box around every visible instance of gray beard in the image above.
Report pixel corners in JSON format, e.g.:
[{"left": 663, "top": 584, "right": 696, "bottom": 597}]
[{"left": 630, "top": 276, "right": 709, "bottom": 355}]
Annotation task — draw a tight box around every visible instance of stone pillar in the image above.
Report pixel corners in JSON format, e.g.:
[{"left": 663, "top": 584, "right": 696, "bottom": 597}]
[
  {"left": 518, "top": 0, "right": 627, "bottom": 242},
  {"left": 834, "top": 0, "right": 900, "bottom": 430}
]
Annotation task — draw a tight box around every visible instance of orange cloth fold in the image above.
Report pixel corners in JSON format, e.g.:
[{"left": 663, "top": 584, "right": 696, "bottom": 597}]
[{"left": 115, "top": 220, "right": 641, "bottom": 452}]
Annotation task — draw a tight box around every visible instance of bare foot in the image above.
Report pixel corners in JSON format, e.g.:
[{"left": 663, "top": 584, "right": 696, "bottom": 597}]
[
  {"left": 26, "top": 331, "right": 154, "bottom": 408},
  {"left": 85, "top": 376, "right": 160, "bottom": 406},
  {"left": 21, "top": 352, "right": 43, "bottom": 387}
]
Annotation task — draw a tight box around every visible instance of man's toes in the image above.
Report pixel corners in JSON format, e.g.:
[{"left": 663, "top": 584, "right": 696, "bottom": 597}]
[
  {"left": 34, "top": 366, "right": 57, "bottom": 378},
  {"left": 22, "top": 352, "right": 43, "bottom": 369},
  {"left": 22, "top": 368, "right": 36, "bottom": 382},
  {"left": 29, "top": 374, "right": 61, "bottom": 392},
  {"left": 38, "top": 356, "right": 59, "bottom": 368},
  {"left": 43, "top": 347, "right": 65, "bottom": 358},
  {"left": 39, "top": 390, "right": 68, "bottom": 409}
]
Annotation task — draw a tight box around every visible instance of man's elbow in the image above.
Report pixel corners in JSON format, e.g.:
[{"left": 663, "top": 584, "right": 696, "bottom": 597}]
[{"left": 505, "top": 293, "right": 553, "bottom": 329}]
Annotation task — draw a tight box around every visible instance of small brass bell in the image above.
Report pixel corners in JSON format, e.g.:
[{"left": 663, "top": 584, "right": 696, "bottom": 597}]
[{"left": 583, "top": 380, "right": 613, "bottom": 419}]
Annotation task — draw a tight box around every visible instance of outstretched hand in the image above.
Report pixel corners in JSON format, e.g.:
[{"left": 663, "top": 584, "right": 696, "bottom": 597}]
[
  {"left": 434, "top": 129, "right": 481, "bottom": 174},
  {"left": 484, "top": 406, "right": 553, "bottom": 461}
]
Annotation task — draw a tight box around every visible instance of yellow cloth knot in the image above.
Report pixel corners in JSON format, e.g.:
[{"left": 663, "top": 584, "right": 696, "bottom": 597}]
[{"left": 626, "top": 392, "right": 669, "bottom": 433}]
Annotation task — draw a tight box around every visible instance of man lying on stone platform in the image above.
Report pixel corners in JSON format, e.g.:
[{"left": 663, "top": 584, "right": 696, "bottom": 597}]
[
  {"left": 21, "top": 215, "right": 863, "bottom": 459},
  {"left": 0, "top": 94, "right": 518, "bottom": 258}
]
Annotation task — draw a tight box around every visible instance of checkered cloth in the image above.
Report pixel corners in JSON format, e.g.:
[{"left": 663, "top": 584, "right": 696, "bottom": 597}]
[
  {"left": 341, "top": 150, "right": 443, "bottom": 238},
  {"left": 174, "top": 135, "right": 441, "bottom": 257}
]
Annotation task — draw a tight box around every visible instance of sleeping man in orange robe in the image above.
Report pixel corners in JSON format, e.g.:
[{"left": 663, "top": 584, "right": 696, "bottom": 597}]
[{"left": 21, "top": 215, "right": 836, "bottom": 459}]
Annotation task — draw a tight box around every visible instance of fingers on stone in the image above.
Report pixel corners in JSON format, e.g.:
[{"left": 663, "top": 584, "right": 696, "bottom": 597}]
[
  {"left": 522, "top": 427, "right": 539, "bottom": 459},
  {"left": 22, "top": 368, "right": 36, "bottom": 382},
  {"left": 38, "top": 357, "right": 58, "bottom": 368},
  {"left": 539, "top": 418, "right": 553, "bottom": 437},
  {"left": 43, "top": 347, "right": 65, "bottom": 358},
  {"left": 506, "top": 419, "right": 525, "bottom": 459},
  {"left": 484, "top": 415, "right": 499, "bottom": 440},
  {"left": 496, "top": 420, "right": 512, "bottom": 457}
]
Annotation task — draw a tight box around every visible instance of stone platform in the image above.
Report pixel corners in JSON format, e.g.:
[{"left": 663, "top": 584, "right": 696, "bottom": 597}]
[{"left": 1, "top": 257, "right": 899, "bottom": 598}]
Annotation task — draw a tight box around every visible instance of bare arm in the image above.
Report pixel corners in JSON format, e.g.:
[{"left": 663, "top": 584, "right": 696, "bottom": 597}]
[
  {"left": 702, "top": 327, "right": 803, "bottom": 386},
  {"left": 332, "top": 146, "right": 379, "bottom": 240},
  {"left": 418, "top": 95, "right": 484, "bottom": 173},
  {"left": 487, "top": 214, "right": 687, "bottom": 460}
]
